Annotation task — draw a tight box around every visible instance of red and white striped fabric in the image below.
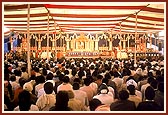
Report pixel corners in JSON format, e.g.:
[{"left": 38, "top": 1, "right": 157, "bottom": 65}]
[{"left": 3, "top": 2, "right": 165, "bottom": 34}]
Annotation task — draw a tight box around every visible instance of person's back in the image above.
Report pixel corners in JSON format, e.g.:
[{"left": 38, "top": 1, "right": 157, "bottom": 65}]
[
  {"left": 154, "top": 82, "right": 164, "bottom": 111},
  {"left": 134, "top": 68, "right": 143, "bottom": 83},
  {"left": 12, "top": 78, "right": 26, "bottom": 108},
  {"left": 9, "top": 75, "right": 20, "bottom": 92},
  {"left": 112, "top": 72, "right": 123, "bottom": 91},
  {"left": 127, "top": 85, "right": 142, "bottom": 107},
  {"left": 4, "top": 94, "right": 14, "bottom": 111},
  {"left": 137, "top": 101, "right": 162, "bottom": 111},
  {"left": 67, "top": 90, "right": 86, "bottom": 111},
  {"left": 137, "top": 75, "right": 148, "bottom": 91},
  {"left": 73, "top": 82, "right": 89, "bottom": 107},
  {"left": 141, "top": 77, "right": 154, "bottom": 101},
  {"left": 110, "top": 90, "right": 136, "bottom": 111},
  {"left": 49, "top": 91, "right": 72, "bottom": 111},
  {"left": 80, "top": 78, "right": 94, "bottom": 101},
  {"left": 89, "top": 81, "right": 98, "bottom": 96},
  {"left": 137, "top": 86, "right": 162, "bottom": 111},
  {"left": 45, "top": 72, "right": 55, "bottom": 87},
  {"left": 14, "top": 90, "right": 39, "bottom": 111},
  {"left": 36, "top": 82, "right": 56, "bottom": 111},
  {"left": 57, "top": 76, "right": 73, "bottom": 93},
  {"left": 23, "top": 82, "right": 37, "bottom": 105},
  {"left": 89, "top": 98, "right": 102, "bottom": 111},
  {"left": 21, "top": 67, "right": 29, "bottom": 80},
  {"left": 95, "top": 104, "right": 110, "bottom": 111},
  {"left": 35, "top": 75, "right": 45, "bottom": 96},
  {"left": 93, "top": 83, "right": 114, "bottom": 106}
]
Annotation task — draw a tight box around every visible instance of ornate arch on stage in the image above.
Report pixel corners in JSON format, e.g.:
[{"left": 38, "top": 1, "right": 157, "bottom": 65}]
[{"left": 3, "top": 2, "right": 165, "bottom": 59}]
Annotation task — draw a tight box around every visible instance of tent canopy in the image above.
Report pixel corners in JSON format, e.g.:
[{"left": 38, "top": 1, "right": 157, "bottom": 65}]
[{"left": 3, "top": 2, "right": 165, "bottom": 34}]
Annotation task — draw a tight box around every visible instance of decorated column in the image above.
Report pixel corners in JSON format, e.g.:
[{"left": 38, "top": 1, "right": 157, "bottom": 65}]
[
  {"left": 87, "top": 41, "right": 90, "bottom": 50},
  {"left": 95, "top": 34, "right": 99, "bottom": 51},
  {"left": 109, "top": 33, "right": 112, "bottom": 50},
  {"left": 51, "top": 39, "right": 56, "bottom": 50},
  {"left": 134, "top": 14, "right": 138, "bottom": 65},
  {"left": 47, "top": 12, "right": 50, "bottom": 60},
  {"left": 145, "top": 34, "right": 147, "bottom": 56},
  {"left": 95, "top": 40, "right": 99, "bottom": 51},
  {"left": 88, "top": 40, "right": 90, "bottom": 51},
  {"left": 84, "top": 41, "right": 85, "bottom": 49},
  {"left": 123, "top": 35, "right": 126, "bottom": 49},
  {"left": 119, "top": 23, "right": 122, "bottom": 59},
  {"left": 155, "top": 33, "right": 157, "bottom": 52},
  {"left": 54, "top": 21, "right": 57, "bottom": 60},
  {"left": 27, "top": 4, "right": 31, "bottom": 77},
  {"left": 37, "top": 39, "right": 42, "bottom": 50},
  {"left": 66, "top": 34, "right": 70, "bottom": 51},
  {"left": 150, "top": 33, "right": 152, "bottom": 49},
  {"left": 76, "top": 41, "right": 78, "bottom": 49},
  {"left": 70, "top": 38, "right": 74, "bottom": 50},
  {"left": 66, "top": 39, "right": 70, "bottom": 51},
  {"left": 10, "top": 36, "right": 13, "bottom": 51},
  {"left": 34, "top": 34, "right": 37, "bottom": 52},
  {"left": 127, "top": 34, "right": 130, "bottom": 51}
]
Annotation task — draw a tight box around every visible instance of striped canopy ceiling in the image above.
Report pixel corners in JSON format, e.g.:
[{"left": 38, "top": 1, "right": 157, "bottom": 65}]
[{"left": 3, "top": 2, "right": 165, "bottom": 34}]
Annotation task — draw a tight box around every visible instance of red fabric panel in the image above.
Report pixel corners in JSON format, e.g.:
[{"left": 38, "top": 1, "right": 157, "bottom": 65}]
[
  {"left": 45, "top": 4, "right": 146, "bottom": 9},
  {"left": 51, "top": 13, "right": 130, "bottom": 18}
]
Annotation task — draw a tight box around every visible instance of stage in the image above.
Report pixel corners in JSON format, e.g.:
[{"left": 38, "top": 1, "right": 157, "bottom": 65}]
[{"left": 30, "top": 50, "right": 162, "bottom": 59}]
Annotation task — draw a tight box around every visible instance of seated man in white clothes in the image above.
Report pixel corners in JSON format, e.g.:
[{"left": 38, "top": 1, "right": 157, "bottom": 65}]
[{"left": 57, "top": 76, "right": 73, "bottom": 93}]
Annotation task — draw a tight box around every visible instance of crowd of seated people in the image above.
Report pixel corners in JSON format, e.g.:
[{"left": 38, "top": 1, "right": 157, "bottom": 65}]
[{"left": 3, "top": 53, "right": 164, "bottom": 111}]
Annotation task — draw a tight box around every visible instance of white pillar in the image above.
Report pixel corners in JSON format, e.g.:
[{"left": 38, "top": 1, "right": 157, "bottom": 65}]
[
  {"left": 66, "top": 34, "right": 70, "bottom": 51},
  {"left": 76, "top": 41, "right": 79, "bottom": 49},
  {"left": 66, "top": 40, "right": 70, "bottom": 50},
  {"left": 27, "top": 4, "right": 31, "bottom": 77},
  {"left": 88, "top": 40, "right": 91, "bottom": 50},
  {"left": 134, "top": 14, "right": 138, "bottom": 65},
  {"left": 95, "top": 40, "right": 99, "bottom": 51},
  {"left": 87, "top": 41, "right": 90, "bottom": 51},
  {"left": 123, "top": 40, "right": 126, "bottom": 49},
  {"left": 119, "top": 23, "right": 122, "bottom": 59},
  {"left": 111, "top": 32, "right": 113, "bottom": 51},
  {"left": 10, "top": 37, "right": 13, "bottom": 51},
  {"left": 150, "top": 33, "right": 152, "bottom": 49},
  {"left": 127, "top": 35, "right": 130, "bottom": 51},
  {"left": 47, "top": 12, "right": 50, "bottom": 60},
  {"left": 35, "top": 37, "right": 37, "bottom": 52},
  {"left": 54, "top": 21, "right": 57, "bottom": 60},
  {"left": 71, "top": 40, "right": 74, "bottom": 50},
  {"left": 84, "top": 41, "right": 86, "bottom": 49},
  {"left": 38, "top": 40, "right": 41, "bottom": 50},
  {"left": 87, "top": 40, "right": 91, "bottom": 51},
  {"left": 52, "top": 40, "right": 55, "bottom": 50},
  {"left": 90, "top": 41, "right": 93, "bottom": 51},
  {"left": 145, "top": 35, "right": 147, "bottom": 56},
  {"left": 155, "top": 33, "right": 157, "bottom": 52},
  {"left": 109, "top": 40, "right": 112, "bottom": 50},
  {"left": 52, "top": 40, "right": 54, "bottom": 47}
]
